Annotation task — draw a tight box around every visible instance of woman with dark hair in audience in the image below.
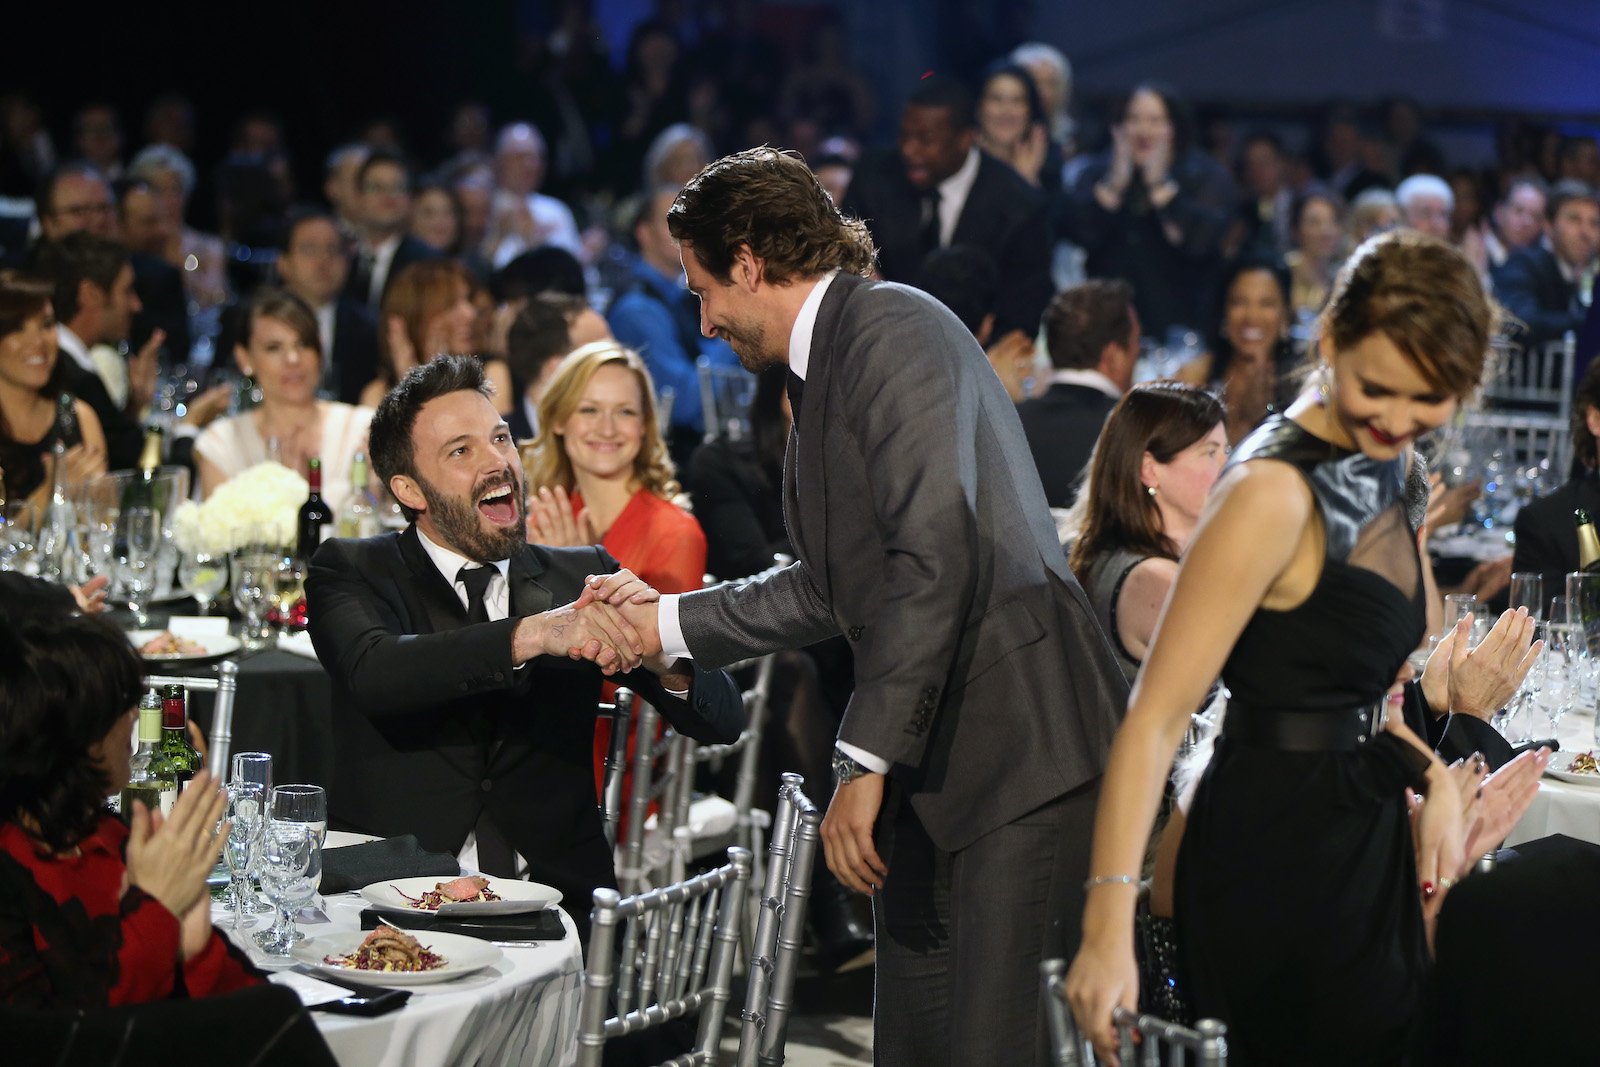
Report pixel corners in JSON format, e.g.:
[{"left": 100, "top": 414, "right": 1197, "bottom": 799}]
[
  {"left": 1284, "top": 187, "right": 1346, "bottom": 323},
  {"left": 0, "top": 271, "right": 105, "bottom": 512},
  {"left": 1177, "top": 255, "right": 1294, "bottom": 446},
  {"left": 1513, "top": 356, "right": 1600, "bottom": 596},
  {"left": 1065, "top": 82, "right": 1235, "bottom": 336},
  {"left": 1067, "top": 232, "right": 1515, "bottom": 1063},
  {"left": 196, "top": 289, "right": 373, "bottom": 513},
  {"left": 974, "top": 60, "right": 1061, "bottom": 191},
  {"left": 0, "top": 610, "right": 257, "bottom": 1006},
  {"left": 1065, "top": 382, "right": 1228, "bottom": 685},
  {"left": 409, "top": 179, "right": 465, "bottom": 257},
  {"left": 361, "top": 259, "right": 514, "bottom": 413}
]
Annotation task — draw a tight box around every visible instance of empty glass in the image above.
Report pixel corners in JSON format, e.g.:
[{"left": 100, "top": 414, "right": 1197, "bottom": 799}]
[
  {"left": 1509, "top": 573, "right": 1544, "bottom": 620},
  {"left": 180, "top": 550, "right": 228, "bottom": 615},
  {"left": 232, "top": 551, "right": 277, "bottom": 648},
  {"left": 222, "top": 783, "right": 265, "bottom": 928},
  {"left": 270, "top": 784, "right": 327, "bottom": 891},
  {"left": 117, "top": 506, "right": 162, "bottom": 626},
  {"left": 229, "top": 753, "right": 273, "bottom": 915},
  {"left": 253, "top": 824, "right": 317, "bottom": 955}
]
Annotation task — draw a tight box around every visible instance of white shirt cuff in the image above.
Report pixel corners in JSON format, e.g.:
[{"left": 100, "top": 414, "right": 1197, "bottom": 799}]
[
  {"left": 662, "top": 685, "right": 689, "bottom": 698},
  {"left": 836, "top": 741, "right": 889, "bottom": 775},
  {"left": 658, "top": 594, "right": 692, "bottom": 660}
]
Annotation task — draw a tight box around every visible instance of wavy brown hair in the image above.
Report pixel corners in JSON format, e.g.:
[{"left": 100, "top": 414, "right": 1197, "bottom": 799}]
[
  {"left": 1067, "top": 382, "right": 1226, "bottom": 582},
  {"left": 667, "top": 147, "right": 876, "bottom": 284},
  {"left": 377, "top": 258, "right": 473, "bottom": 386},
  {"left": 520, "top": 341, "right": 681, "bottom": 501},
  {"left": 1316, "top": 229, "right": 1497, "bottom": 399}
]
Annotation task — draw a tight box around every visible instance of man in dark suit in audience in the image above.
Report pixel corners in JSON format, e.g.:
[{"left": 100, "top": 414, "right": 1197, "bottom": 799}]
[
  {"left": 1018, "top": 280, "right": 1139, "bottom": 508},
  {"left": 274, "top": 209, "right": 380, "bottom": 404},
  {"left": 1492, "top": 180, "right": 1600, "bottom": 350},
  {"left": 504, "top": 292, "right": 611, "bottom": 441},
  {"left": 842, "top": 76, "right": 1054, "bottom": 338},
  {"left": 305, "top": 356, "right": 742, "bottom": 941},
  {"left": 341, "top": 150, "right": 438, "bottom": 310}
]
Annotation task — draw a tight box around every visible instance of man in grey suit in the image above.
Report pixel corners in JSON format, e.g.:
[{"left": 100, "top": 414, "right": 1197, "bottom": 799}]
[{"left": 586, "top": 148, "right": 1128, "bottom": 1065}]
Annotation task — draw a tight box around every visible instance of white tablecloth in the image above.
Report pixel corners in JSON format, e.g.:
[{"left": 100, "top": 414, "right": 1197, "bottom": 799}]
[
  {"left": 1505, "top": 709, "right": 1600, "bottom": 847},
  {"left": 214, "top": 881, "right": 583, "bottom": 1067}
]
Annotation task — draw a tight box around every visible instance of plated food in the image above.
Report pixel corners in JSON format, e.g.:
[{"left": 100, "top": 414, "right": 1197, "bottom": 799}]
[
  {"left": 126, "top": 629, "right": 242, "bottom": 661},
  {"left": 324, "top": 924, "right": 445, "bottom": 973},
  {"left": 360, "top": 875, "right": 562, "bottom": 916},
  {"left": 1567, "top": 751, "right": 1599, "bottom": 776},
  {"left": 393, "top": 874, "right": 502, "bottom": 910},
  {"left": 139, "top": 630, "right": 208, "bottom": 657},
  {"left": 1544, "top": 749, "right": 1600, "bottom": 787}
]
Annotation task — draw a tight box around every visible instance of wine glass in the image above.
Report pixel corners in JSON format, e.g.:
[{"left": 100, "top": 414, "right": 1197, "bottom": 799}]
[
  {"left": 0, "top": 500, "right": 38, "bottom": 572},
  {"left": 229, "top": 753, "right": 273, "bottom": 914},
  {"left": 272, "top": 556, "right": 307, "bottom": 630},
  {"left": 222, "top": 783, "right": 265, "bottom": 929},
  {"left": 270, "top": 784, "right": 327, "bottom": 891},
  {"left": 118, "top": 506, "right": 162, "bottom": 626},
  {"left": 232, "top": 551, "right": 277, "bottom": 648},
  {"left": 253, "top": 823, "right": 317, "bottom": 956},
  {"left": 180, "top": 549, "right": 228, "bottom": 615},
  {"left": 1509, "top": 573, "right": 1544, "bottom": 621}
]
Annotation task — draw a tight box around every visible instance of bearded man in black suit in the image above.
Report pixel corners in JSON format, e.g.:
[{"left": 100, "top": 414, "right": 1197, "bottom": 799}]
[{"left": 304, "top": 356, "right": 742, "bottom": 941}]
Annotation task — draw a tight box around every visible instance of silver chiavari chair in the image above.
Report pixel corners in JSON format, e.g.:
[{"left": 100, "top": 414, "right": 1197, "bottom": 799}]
[
  {"left": 145, "top": 660, "right": 240, "bottom": 775},
  {"left": 1482, "top": 331, "right": 1576, "bottom": 423},
  {"left": 576, "top": 846, "right": 753, "bottom": 1067},
  {"left": 697, "top": 357, "right": 759, "bottom": 443},
  {"left": 736, "top": 773, "right": 822, "bottom": 1067},
  {"left": 599, "top": 688, "right": 636, "bottom": 849},
  {"left": 1040, "top": 958, "right": 1229, "bottom": 1066},
  {"left": 616, "top": 696, "right": 683, "bottom": 895}
]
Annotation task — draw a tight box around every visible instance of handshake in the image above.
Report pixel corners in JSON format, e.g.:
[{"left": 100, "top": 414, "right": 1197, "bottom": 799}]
[{"left": 512, "top": 569, "right": 669, "bottom": 677}]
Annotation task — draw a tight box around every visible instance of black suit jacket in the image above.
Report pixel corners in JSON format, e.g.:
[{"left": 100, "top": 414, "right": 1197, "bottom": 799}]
[
  {"left": 1492, "top": 244, "right": 1584, "bottom": 348},
  {"left": 56, "top": 353, "right": 142, "bottom": 472},
  {"left": 129, "top": 252, "right": 190, "bottom": 365},
  {"left": 342, "top": 235, "right": 439, "bottom": 309},
  {"left": 329, "top": 299, "right": 380, "bottom": 405},
  {"left": 842, "top": 149, "right": 1053, "bottom": 337},
  {"left": 1016, "top": 382, "right": 1119, "bottom": 508},
  {"left": 1512, "top": 474, "right": 1600, "bottom": 603},
  {"left": 305, "top": 528, "right": 743, "bottom": 926}
]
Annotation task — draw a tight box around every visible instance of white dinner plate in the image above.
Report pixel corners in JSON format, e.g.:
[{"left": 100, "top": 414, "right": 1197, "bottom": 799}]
[
  {"left": 360, "top": 876, "right": 563, "bottom": 916},
  {"left": 290, "top": 929, "right": 503, "bottom": 986},
  {"left": 127, "top": 629, "right": 243, "bottom": 662},
  {"left": 1545, "top": 761, "right": 1600, "bottom": 787}
]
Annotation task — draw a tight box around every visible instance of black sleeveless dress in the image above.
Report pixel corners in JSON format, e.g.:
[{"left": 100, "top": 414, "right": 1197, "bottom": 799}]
[{"left": 1174, "top": 415, "right": 1429, "bottom": 1065}]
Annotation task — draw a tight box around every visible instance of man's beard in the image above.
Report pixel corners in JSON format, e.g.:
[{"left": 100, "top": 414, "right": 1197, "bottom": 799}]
[
  {"left": 718, "top": 317, "right": 779, "bottom": 373},
  {"left": 415, "top": 467, "right": 526, "bottom": 563}
]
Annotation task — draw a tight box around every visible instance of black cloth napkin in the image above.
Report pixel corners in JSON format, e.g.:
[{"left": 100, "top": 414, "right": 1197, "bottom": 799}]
[
  {"left": 320, "top": 835, "right": 459, "bottom": 895},
  {"left": 359, "top": 907, "right": 566, "bottom": 942}
]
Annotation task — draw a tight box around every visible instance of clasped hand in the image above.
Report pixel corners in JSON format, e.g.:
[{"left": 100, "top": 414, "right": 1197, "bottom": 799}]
[{"left": 520, "top": 568, "right": 664, "bottom": 674}]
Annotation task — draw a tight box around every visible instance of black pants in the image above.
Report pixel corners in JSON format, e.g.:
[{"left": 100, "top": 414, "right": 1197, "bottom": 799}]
[{"left": 870, "top": 778, "right": 1100, "bottom": 1067}]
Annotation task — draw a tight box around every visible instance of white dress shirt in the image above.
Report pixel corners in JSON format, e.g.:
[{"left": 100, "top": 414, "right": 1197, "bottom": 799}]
[
  {"left": 414, "top": 526, "right": 523, "bottom": 875},
  {"left": 932, "top": 148, "right": 982, "bottom": 249},
  {"left": 59, "top": 323, "right": 130, "bottom": 410},
  {"left": 368, "top": 234, "right": 402, "bottom": 307},
  {"left": 655, "top": 269, "right": 887, "bottom": 773}
]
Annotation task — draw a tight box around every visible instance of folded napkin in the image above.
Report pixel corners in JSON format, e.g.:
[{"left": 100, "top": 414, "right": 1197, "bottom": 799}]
[
  {"left": 168, "top": 615, "right": 231, "bottom": 637},
  {"left": 319, "top": 835, "right": 460, "bottom": 894},
  {"left": 360, "top": 907, "right": 566, "bottom": 942},
  {"left": 277, "top": 630, "right": 320, "bottom": 660}
]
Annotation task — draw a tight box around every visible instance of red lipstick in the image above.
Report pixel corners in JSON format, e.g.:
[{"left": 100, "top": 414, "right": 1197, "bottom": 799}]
[{"left": 1366, "top": 425, "right": 1406, "bottom": 447}]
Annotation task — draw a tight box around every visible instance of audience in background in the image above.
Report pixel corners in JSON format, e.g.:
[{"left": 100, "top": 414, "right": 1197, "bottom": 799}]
[
  {"left": 974, "top": 61, "right": 1059, "bottom": 191},
  {"left": 364, "top": 258, "right": 509, "bottom": 411},
  {"left": 1283, "top": 188, "right": 1345, "bottom": 321},
  {"left": 1396, "top": 172, "right": 1454, "bottom": 240},
  {"left": 916, "top": 245, "right": 1036, "bottom": 403},
  {"left": 488, "top": 123, "right": 582, "bottom": 267},
  {"left": 504, "top": 292, "right": 611, "bottom": 441},
  {"left": 1179, "top": 256, "right": 1293, "bottom": 445},
  {"left": 409, "top": 180, "right": 464, "bottom": 257},
  {"left": 125, "top": 144, "right": 229, "bottom": 312},
  {"left": 344, "top": 151, "right": 437, "bottom": 310},
  {"left": 1348, "top": 186, "right": 1402, "bottom": 244},
  {"left": 1018, "top": 279, "right": 1138, "bottom": 508},
  {"left": 272, "top": 210, "right": 380, "bottom": 405},
  {"left": 1492, "top": 179, "right": 1600, "bottom": 348},
  {"left": 1483, "top": 176, "right": 1548, "bottom": 270}
]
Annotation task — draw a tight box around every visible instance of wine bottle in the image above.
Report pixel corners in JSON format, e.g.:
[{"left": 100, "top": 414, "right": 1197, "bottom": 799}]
[
  {"left": 297, "top": 457, "right": 333, "bottom": 562},
  {"left": 159, "top": 684, "right": 201, "bottom": 786},
  {"left": 336, "top": 452, "right": 380, "bottom": 538},
  {"left": 1578, "top": 508, "right": 1600, "bottom": 572},
  {"left": 120, "top": 425, "right": 165, "bottom": 509},
  {"left": 121, "top": 693, "right": 177, "bottom": 818}
]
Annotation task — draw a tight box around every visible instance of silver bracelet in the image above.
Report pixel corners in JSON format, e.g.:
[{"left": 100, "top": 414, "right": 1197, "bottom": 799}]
[{"left": 1083, "top": 874, "right": 1138, "bottom": 890}]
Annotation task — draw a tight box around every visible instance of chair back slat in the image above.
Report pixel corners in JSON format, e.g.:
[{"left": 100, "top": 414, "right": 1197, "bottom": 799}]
[
  {"left": 697, "top": 358, "right": 758, "bottom": 443},
  {"left": 1039, "top": 959, "right": 1229, "bottom": 1066},
  {"left": 577, "top": 847, "right": 753, "bottom": 1067},
  {"left": 599, "top": 689, "right": 635, "bottom": 848}
]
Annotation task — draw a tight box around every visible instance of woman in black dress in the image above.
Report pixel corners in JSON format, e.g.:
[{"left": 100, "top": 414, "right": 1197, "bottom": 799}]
[{"left": 1067, "top": 231, "right": 1499, "bottom": 1064}]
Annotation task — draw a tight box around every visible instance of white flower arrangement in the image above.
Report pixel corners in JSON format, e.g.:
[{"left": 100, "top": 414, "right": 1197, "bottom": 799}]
[{"left": 172, "top": 461, "right": 308, "bottom": 555}]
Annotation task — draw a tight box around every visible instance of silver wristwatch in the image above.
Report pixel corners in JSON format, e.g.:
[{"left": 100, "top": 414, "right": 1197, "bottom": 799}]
[{"left": 832, "top": 749, "right": 871, "bottom": 786}]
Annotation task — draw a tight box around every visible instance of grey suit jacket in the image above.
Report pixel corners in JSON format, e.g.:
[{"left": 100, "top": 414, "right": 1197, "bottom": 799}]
[{"left": 677, "top": 272, "right": 1128, "bottom": 851}]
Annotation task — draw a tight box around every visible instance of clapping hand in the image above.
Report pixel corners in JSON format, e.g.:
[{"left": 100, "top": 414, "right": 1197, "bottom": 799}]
[
  {"left": 385, "top": 315, "right": 418, "bottom": 378},
  {"left": 526, "top": 485, "right": 598, "bottom": 547},
  {"left": 1420, "top": 608, "right": 1541, "bottom": 721},
  {"left": 124, "top": 769, "right": 228, "bottom": 919},
  {"left": 127, "top": 329, "right": 166, "bottom": 414},
  {"left": 69, "top": 573, "right": 110, "bottom": 614}
]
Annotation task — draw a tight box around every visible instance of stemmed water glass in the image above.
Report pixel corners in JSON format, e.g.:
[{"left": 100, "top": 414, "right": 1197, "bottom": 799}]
[
  {"left": 229, "top": 753, "right": 273, "bottom": 915},
  {"left": 117, "top": 506, "right": 162, "bottom": 626},
  {"left": 232, "top": 551, "right": 277, "bottom": 648},
  {"left": 222, "top": 783, "right": 265, "bottom": 929},
  {"left": 180, "top": 549, "right": 228, "bottom": 615},
  {"left": 270, "top": 785, "right": 327, "bottom": 892},
  {"left": 1509, "top": 573, "right": 1544, "bottom": 621},
  {"left": 253, "top": 824, "right": 318, "bottom": 956}
]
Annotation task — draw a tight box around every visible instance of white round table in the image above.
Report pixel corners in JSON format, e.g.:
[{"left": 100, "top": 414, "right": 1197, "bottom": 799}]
[
  {"left": 1505, "top": 708, "right": 1600, "bottom": 848},
  {"left": 214, "top": 862, "right": 583, "bottom": 1067}
]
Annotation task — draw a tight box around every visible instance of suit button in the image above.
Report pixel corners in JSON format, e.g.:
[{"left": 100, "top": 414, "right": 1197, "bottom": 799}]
[
  {"left": 459, "top": 682, "right": 470, "bottom": 692},
  {"left": 848, "top": 625, "right": 863, "bottom": 641},
  {"left": 481, "top": 779, "right": 493, "bottom": 792},
  {"left": 493, "top": 671, "right": 505, "bottom": 683}
]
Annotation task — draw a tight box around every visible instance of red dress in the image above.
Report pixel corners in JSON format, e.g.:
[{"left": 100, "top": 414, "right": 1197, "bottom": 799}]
[
  {"left": 0, "top": 815, "right": 264, "bottom": 1007},
  {"left": 571, "top": 488, "right": 708, "bottom": 803}
]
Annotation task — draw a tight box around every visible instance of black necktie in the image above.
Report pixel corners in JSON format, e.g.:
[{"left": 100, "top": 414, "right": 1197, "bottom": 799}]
[
  {"left": 786, "top": 370, "right": 806, "bottom": 422},
  {"left": 919, "top": 187, "right": 942, "bottom": 255},
  {"left": 457, "top": 564, "right": 495, "bottom": 624},
  {"left": 350, "top": 248, "right": 375, "bottom": 306}
]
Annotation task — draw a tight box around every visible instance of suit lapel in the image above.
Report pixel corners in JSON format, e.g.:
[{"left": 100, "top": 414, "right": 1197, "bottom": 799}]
[
  {"left": 509, "top": 545, "right": 555, "bottom": 617},
  {"left": 398, "top": 525, "right": 467, "bottom": 633},
  {"left": 790, "top": 275, "right": 857, "bottom": 600}
]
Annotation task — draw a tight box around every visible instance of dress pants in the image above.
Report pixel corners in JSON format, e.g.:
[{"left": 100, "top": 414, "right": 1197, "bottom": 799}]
[{"left": 870, "top": 776, "right": 1100, "bottom": 1066}]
